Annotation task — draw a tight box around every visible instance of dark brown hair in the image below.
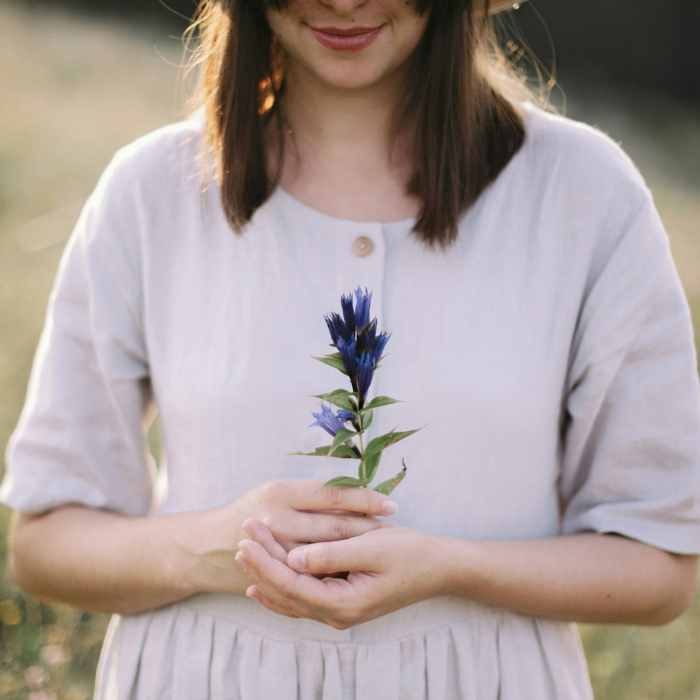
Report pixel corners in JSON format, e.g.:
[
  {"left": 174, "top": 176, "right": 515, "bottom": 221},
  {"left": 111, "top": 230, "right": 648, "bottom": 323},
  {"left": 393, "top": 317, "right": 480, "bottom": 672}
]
[{"left": 182, "top": 0, "right": 556, "bottom": 250}]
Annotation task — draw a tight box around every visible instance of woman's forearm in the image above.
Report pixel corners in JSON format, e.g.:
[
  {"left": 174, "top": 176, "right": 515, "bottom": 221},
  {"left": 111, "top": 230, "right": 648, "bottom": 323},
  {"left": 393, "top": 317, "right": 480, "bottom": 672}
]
[
  {"left": 8, "top": 504, "right": 251, "bottom": 616},
  {"left": 437, "top": 532, "right": 698, "bottom": 625}
]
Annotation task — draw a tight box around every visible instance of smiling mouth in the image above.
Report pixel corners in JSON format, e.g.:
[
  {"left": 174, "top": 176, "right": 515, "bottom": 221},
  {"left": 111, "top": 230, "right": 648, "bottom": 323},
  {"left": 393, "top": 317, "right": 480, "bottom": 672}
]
[
  {"left": 311, "top": 26, "right": 383, "bottom": 36},
  {"left": 307, "top": 24, "right": 385, "bottom": 52}
]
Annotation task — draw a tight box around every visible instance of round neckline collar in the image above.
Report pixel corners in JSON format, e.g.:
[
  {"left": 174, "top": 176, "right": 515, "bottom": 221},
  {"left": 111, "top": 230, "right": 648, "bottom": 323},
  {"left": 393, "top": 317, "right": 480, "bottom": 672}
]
[
  {"left": 267, "top": 98, "right": 537, "bottom": 234},
  {"left": 272, "top": 184, "right": 417, "bottom": 230}
]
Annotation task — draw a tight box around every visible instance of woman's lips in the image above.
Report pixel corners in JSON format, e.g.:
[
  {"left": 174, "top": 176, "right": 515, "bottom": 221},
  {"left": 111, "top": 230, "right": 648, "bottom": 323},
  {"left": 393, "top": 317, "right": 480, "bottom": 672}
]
[{"left": 309, "top": 25, "right": 384, "bottom": 52}]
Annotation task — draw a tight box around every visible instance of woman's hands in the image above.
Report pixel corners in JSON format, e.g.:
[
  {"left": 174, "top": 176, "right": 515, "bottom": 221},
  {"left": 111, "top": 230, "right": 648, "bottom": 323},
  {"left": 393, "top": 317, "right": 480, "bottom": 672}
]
[
  {"left": 235, "top": 519, "right": 447, "bottom": 629},
  {"left": 175, "top": 480, "right": 397, "bottom": 597},
  {"left": 232, "top": 479, "right": 398, "bottom": 553}
]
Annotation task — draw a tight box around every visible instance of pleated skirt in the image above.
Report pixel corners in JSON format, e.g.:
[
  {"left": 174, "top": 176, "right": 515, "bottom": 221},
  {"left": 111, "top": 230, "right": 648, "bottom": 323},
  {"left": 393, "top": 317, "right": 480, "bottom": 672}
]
[{"left": 94, "top": 592, "right": 595, "bottom": 699}]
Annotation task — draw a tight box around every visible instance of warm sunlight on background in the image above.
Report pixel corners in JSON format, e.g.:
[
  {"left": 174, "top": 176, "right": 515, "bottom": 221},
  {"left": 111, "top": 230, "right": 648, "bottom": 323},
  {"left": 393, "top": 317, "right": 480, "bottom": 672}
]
[{"left": 1, "top": 2, "right": 699, "bottom": 698}]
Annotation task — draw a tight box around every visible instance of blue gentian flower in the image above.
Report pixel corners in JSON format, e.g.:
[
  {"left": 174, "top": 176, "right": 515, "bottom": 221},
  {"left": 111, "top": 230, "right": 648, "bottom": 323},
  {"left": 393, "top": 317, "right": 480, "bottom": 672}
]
[
  {"left": 309, "top": 403, "right": 354, "bottom": 437},
  {"left": 356, "top": 352, "right": 374, "bottom": 401},
  {"left": 323, "top": 286, "right": 391, "bottom": 408},
  {"left": 336, "top": 335, "right": 358, "bottom": 376},
  {"left": 353, "top": 286, "right": 371, "bottom": 330},
  {"left": 295, "top": 283, "right": 416, "bottom": 497},
  {"left": 340, "top": 292, "right": 356, "bottom": 337}
]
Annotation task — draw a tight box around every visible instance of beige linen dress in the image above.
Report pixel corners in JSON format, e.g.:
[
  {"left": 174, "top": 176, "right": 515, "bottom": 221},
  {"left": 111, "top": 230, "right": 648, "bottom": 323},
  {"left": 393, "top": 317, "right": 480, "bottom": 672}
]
[{"left": 2, "top": 100, "right": 700, "bottom": 699}]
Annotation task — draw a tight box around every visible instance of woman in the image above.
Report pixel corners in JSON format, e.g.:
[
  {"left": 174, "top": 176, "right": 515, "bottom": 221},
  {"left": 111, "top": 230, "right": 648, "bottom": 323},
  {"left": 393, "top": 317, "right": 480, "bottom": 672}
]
[{"left": 3, "top": 0, "right": 700, "bottom": 698}]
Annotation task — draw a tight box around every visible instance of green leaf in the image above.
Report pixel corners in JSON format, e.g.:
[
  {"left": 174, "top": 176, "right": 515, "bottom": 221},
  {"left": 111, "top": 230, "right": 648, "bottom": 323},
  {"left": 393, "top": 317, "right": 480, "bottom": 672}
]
[
  {"left": 373, "top": 459, "right": 408, "bottom": 495},
  {"left": 360, "top": 408, "right": 374, "bottom": 432},
  {"left": 356, "top": 426, "right": 416, "bottom": 482},
  {"left": 324, "top": 475, "right": 367, "bottom": 488},
  {"left": 331, "top": 427, "right": 356, "bottom": 446},
  {"left": 288, "top": 446, "right": 333, "bottom": 457},
  {"left": 328, "top": 427, "right": 356, "bottom": 457},
  {"left": 362, "top": 447, "right": 382, "bottom": 483},
  {"left": 312, "top": 389, "right": 357, "bottom": 411},
  {"left": 329, "top": 444, "right": 360, "bottom": 459},
  {"left": 364, "top": 427, "right": 421, "bottom": 456},
  {"left": 287, "top": 444, "right": 359, "bottom": 459},
  {"left": 361, "top": 395, "right": 402, "bottom": 412},
  {"left": 346, "top": 444, "right": 362, "bottom": 459},
  {"left": 312, "top": 352, "right": 348, "bottom": 375}
]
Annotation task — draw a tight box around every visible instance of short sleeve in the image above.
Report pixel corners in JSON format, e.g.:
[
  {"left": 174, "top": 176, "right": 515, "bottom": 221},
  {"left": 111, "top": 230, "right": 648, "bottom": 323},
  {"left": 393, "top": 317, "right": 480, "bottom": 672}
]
[
  {"left": 0, "top": 154, "right": 156, "bottom": 517},
  {"left": 558, "top": 190, "right": 700, "bottom": 555}
]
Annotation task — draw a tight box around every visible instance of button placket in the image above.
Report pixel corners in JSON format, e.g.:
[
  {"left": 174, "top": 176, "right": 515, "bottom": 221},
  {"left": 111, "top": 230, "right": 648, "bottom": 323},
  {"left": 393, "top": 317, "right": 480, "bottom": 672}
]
[
  {"left": 352, "top": 234, "right": 375, "bottom": 257},
  {"left": 342, "top": 226, "right": 383, "bottom": 294}
]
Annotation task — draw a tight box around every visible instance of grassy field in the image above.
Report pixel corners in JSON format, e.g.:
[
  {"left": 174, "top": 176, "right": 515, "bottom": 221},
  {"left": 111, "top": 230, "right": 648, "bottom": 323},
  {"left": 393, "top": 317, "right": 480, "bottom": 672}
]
[{"left": 1, "top": 4, "right": 699, "bottom": 698}]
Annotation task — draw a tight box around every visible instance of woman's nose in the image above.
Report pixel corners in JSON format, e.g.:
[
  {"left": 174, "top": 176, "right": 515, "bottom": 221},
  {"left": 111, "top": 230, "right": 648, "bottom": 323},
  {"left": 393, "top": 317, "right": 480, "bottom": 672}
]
[{"left": 318, "top": 0, "right": 369, "bottom": 15}]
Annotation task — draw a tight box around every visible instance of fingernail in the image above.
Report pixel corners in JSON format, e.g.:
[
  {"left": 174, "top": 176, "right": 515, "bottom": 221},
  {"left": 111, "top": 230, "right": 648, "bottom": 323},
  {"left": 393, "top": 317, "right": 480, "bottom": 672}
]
[
  {"left": 288, "top": 548, "right": 307, "bottom": 570},
  {"left": 381, "top": 500, "right": 399, "bottom": 515}
]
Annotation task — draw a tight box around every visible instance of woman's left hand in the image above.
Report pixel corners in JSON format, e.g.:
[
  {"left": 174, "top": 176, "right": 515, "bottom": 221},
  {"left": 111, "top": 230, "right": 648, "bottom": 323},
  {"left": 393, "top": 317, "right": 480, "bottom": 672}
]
[{"left": 235, "top": 518, "right": 448, "bottom": 629}]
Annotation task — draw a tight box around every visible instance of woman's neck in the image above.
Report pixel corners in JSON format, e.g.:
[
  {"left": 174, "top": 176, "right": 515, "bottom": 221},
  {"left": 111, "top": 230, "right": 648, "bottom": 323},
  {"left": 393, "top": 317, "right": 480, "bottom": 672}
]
[
  {"left": 276, "top": 60, "right": 414, "bottom": 182},
  {"left": 264, "top": 58, "right": 423, "bottom": 222}
]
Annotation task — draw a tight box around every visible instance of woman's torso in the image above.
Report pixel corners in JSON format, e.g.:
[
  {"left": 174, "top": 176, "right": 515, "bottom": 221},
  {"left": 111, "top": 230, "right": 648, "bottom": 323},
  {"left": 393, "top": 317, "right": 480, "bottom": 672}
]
[{"left": 93, "top": 100, "right": 633, "bottom": 698}]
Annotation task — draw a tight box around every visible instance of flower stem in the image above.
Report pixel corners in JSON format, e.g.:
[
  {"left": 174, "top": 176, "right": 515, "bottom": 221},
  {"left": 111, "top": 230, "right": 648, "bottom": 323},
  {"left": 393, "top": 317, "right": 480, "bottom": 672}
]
[
  {"left": 357, "top": 410, "right": 364, "bottom": 455},
  {"left": 351, "top": 392, "right": 367, "bottom": 483}
]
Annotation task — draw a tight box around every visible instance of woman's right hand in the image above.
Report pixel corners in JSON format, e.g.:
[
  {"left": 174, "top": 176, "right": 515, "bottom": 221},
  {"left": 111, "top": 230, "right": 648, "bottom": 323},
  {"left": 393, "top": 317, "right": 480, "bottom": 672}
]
[
  {"left": 233, "top": 479, "right": 397, "bottom": 558},
  {"left": 179, "top": 480, "right": 398, "bottom": 596}
]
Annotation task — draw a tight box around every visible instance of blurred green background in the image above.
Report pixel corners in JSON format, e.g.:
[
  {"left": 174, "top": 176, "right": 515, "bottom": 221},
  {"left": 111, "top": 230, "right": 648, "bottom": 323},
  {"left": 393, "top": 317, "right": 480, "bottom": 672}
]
[{"left": 1, "top": 2, "right": 699, "bottom": 698}]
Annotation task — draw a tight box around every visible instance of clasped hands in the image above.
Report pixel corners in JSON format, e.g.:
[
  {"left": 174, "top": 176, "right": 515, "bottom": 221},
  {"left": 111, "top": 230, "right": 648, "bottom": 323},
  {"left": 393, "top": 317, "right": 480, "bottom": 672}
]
[{"left": 235, "top": 517, "right": 447, "bottom": 630}]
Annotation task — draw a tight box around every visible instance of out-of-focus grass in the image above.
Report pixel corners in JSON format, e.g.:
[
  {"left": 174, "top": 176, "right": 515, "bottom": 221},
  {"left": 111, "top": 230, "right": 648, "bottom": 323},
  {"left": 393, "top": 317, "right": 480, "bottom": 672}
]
[
  {"left": 1, "top": 4, "right": 699, "bottom": 699},
  {"left": 0, "top": 6, "right": 183, "bottom": 698}
]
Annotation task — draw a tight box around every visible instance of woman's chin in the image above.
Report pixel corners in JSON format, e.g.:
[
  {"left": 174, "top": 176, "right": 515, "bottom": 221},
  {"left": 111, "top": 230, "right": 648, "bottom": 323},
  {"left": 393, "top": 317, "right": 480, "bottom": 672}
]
[{"left": 307, "top": 65, "right": 394, "bottom": 92}]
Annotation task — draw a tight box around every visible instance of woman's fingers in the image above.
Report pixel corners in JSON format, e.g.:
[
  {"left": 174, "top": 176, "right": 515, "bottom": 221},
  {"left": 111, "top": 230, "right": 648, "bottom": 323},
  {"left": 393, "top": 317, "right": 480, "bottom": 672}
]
[
  {"left": 247, "top": 585, "right": 301, "bottom": 619},
  {"left": 289, "top": 510, "right": 385, "bottom": 543},
  {"left": 242, "top": 517, "right": 308, "bottom": 555},
  {"left": 289, "top": 480, "right": 398, "bottom": 518},
  {"left": 237, "top": 544, "right": 300, "bottom": 614},
  {"left": 287, "top": 536, "right": 376, "bottom": 576},
  {"left": 241, "top": 518, "right": 288, "bottom": 562},
  {"left": 237, "top": 538, "right": 340, "bottom": 610}
]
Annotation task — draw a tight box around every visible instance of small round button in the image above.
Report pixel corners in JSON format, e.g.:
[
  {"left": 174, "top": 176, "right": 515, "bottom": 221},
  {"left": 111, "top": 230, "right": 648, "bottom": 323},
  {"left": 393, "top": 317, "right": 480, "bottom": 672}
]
[{"left": 352, "top": 235, "right": 374, "bottom": 257}]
